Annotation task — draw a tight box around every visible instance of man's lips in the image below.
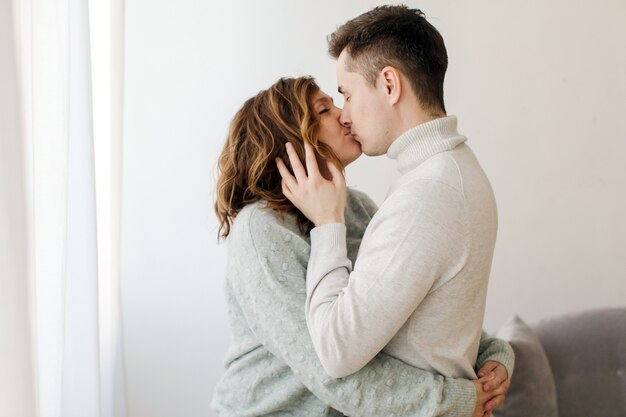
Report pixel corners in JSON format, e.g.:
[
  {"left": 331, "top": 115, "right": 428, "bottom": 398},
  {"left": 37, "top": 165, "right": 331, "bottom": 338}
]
[{"left": 343, "top": 130, "right": 360, "bottom": 143}]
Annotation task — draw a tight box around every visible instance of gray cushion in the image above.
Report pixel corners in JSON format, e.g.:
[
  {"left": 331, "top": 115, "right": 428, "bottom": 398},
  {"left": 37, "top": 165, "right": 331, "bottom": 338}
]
[
  {"left": 534, "top": 308, "right": 626, "bottom": 417},
  {"left": 493, "top": 315, "right": 558, "bottom": 417}
]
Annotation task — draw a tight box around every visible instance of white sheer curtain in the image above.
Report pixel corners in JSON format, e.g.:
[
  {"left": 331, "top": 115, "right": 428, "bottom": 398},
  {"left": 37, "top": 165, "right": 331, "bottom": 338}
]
[{"left": 0, "top": 0, "right": 127, "bottom": 415}]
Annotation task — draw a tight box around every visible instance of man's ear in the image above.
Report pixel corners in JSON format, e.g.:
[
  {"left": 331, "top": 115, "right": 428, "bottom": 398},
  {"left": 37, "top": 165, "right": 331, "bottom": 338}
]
[{"left": 380, "top": 66, "right": 402, "bottom": 105}]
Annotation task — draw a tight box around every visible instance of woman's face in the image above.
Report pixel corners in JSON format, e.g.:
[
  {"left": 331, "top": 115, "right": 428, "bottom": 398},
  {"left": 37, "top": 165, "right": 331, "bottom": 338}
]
[{"left": 312, "top": 90, "right": 362, "bottom": 166}]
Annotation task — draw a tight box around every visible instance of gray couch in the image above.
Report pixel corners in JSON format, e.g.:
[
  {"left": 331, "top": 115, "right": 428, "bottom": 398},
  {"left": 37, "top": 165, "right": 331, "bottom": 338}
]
[{"left": 494, "top": 307, "right": 626, "bottom": 417}]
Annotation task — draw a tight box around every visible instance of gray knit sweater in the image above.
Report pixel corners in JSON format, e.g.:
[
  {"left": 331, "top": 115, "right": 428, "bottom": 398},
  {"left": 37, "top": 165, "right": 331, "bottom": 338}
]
[{"left": 211, "top": 189, "right": 514, "bottom": 416}]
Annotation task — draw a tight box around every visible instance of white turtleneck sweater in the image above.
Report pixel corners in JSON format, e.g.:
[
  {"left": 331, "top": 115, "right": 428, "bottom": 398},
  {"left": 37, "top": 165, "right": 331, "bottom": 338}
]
[{"left": 306, "top": 115, "right": 498, "bottom": 379}]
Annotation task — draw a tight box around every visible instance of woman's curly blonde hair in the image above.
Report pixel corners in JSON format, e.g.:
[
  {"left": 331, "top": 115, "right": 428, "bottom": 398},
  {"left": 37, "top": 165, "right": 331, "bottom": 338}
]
[{"left": 215, "top": 76, "right": 344, "bottom": 239}]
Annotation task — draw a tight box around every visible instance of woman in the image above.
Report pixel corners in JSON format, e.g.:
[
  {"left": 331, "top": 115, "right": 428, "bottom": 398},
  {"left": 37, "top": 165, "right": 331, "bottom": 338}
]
[{"left": 211, "top": 76, "right": 513, "bottom": 416}]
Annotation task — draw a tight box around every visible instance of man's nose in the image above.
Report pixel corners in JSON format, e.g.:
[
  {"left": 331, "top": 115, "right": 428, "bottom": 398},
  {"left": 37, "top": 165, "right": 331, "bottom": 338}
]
[{"left": 340, "top": 108, "right": 351, "bottom": 127}]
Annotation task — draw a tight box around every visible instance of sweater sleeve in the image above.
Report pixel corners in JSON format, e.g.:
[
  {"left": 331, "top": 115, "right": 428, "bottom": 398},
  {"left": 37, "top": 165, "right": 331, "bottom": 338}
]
[
  {"left": 306, "top": 179, "right": 470, "bottom": 378},
  {"left": 227, "top": 206, "right": 476, "bottom": 417},
  {"left": 476, "top": 331, "right": 515, "bottom": 380}
]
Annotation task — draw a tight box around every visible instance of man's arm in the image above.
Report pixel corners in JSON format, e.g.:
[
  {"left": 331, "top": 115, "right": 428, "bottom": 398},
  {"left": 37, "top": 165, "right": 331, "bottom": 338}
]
[
  {"left": 278, "top": 143, "right": 471, "bottom": 378},
  {"left": 304, "top": 179, "right": 468, "bottom": 377},
  {"left": 228, "top": 207, "right": 477, "bottom": 417},
  {"left": 352, "top": 189, "right": 514, "bottom": 414}
]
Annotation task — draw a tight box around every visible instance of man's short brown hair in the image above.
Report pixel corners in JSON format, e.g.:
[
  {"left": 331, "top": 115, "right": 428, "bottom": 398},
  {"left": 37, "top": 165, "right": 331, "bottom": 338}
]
[{"left": 328, "top": 5, "right": 448, "bottom": 114}]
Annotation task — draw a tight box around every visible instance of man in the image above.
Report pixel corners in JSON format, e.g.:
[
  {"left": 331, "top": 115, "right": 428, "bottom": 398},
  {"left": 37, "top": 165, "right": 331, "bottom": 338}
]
[{"left": 277, "top": 5, "right": 511, "bottom": 417}]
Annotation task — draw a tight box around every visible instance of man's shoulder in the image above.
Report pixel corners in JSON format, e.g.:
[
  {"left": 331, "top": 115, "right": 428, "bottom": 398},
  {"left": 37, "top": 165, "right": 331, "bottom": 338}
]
[
  {"left": 403, "top": 143, "right": 483, "bottom": 185},
  {"left": 391, "top": 154, "right": 465, "bottom": 196}
]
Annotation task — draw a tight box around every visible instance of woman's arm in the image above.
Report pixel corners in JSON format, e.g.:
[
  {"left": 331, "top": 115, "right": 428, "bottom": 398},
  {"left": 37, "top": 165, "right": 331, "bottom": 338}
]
[
  {"left": 476, "top": 331, "right": 515, "bottom": 379},
  {"left": 225, "top": 205, "right": 476, "bottom": 417}
]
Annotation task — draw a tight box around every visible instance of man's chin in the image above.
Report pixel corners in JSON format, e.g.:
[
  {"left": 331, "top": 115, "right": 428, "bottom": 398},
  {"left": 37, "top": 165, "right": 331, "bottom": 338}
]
[
  {"left": 353, "top": 137, "right": 383, "bottom": 157},
  {"left": 362, "top": 148, "right": 385, "bottom": 157}
]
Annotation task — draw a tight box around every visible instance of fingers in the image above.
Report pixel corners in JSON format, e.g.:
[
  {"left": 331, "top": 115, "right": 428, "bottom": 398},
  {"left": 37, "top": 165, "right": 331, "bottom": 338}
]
[
  {"left": 477, "top": 361, "right": 499, "bottom": 378},
  {"left": 479, "top": 361, "right": 509, "bottom": 383},
  {"left": 326, "top": 159, "right": 345, "bottom": 186},
  {"left": 303, "top": 142, "right": 321, "bottom": 178},
  {"left": 476, "top": 371, "right": 496, "bottom": 385},
  {"left": 484, "top": 393, "right": 506, "bottom": 412},
  {"left": 484, "top": 373, "right": 502, "bottom": 391},
  {"left": 501, "top": 378, "right": 511, "bottom": 395},
  {"left": 281, "top": 179, "right": 294, "bottom": 202},
  {"left": 276, "top": 157, "right": 298, "bottom": 192},
  {"left": 285, "top": 142, "right": 308, "bottom": 182},
  {"left": 489, "top": 379, "right": 510, "bottom": 398},
  {"left": 483, "top": 363, "right": 510, "bottom": 391},
  {"left": 494, "top": 363, "right": 509, "bottom": 382}
]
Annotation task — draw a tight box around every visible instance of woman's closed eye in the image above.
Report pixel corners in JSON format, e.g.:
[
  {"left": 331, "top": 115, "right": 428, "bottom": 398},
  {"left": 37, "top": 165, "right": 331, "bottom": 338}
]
[{"left": 318, "top": 108, "right": 330, "bottom": 115}]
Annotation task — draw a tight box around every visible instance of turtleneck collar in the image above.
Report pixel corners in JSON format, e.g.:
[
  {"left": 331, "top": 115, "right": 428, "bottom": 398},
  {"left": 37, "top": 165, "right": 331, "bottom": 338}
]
[{"left": 386, "top": 115, "right": 467, "bottom": 175}]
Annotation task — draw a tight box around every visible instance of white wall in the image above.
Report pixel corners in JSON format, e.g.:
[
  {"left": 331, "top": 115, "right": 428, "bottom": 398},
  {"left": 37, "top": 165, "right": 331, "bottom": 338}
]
[{"left": 122, "top": 1, "right": 626, "bottom": 416}]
